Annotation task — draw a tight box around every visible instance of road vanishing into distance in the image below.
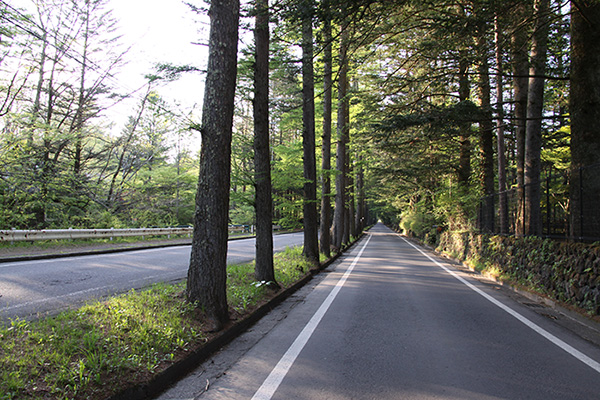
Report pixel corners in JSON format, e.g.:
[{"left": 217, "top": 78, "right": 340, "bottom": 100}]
[
  {"left": 0, "top": 232, "right": 304, "bottom": 321},
  {"left": 158, "top": 224, "right": 600, "bottom": 400}
]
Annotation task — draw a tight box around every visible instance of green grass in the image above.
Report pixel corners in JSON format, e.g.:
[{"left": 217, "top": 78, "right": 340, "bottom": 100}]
[
  {"left": 227, "top": 246, "right": 312, "bottom": 313},
  {"left": 0, "top": 246, "right": 313, "bottom": 400},
  {"left": 0, "top": 283, "right": 203, "bottom": 400},
  {"left": 0, "top": 235, "right": 191, "bottom": 255},
  {"left": 0, "top": 231, "right": 256, "bottom": 254}
]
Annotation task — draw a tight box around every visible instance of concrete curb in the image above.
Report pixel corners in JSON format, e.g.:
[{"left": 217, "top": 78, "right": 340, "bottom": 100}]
[
  {"left": 107, "top": 272, "right": 314, "bottom": 400},
  {"left": 0, "top": 235, "right": 259, "bottom": 263},
  {"left": 106, "top": 232, "right": 366, "bottom": 400}
]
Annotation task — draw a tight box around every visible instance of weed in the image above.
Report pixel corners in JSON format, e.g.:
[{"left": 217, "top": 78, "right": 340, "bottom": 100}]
[{"left": 0, "top": 246, "right": 313, "bottom": 399}]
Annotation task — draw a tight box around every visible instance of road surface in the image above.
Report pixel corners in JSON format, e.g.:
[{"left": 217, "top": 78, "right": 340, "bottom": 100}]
[
  {"left": 158, "top": 224, "right": 600, "bottom": 400},
  {"left": 0, "top": 233, "right": 304, "bottom": 321}
]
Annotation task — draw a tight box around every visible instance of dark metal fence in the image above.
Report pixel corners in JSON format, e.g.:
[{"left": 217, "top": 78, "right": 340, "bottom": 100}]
[{"left": 477, "top": 163, "right": 600, "bottom": 242}]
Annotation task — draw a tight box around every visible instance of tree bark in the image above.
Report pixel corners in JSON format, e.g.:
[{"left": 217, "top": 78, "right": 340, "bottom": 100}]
[
  {"left": 301, "top": 1, "right": 319, "bottom": 264},
  {"left": 319, "top": 0, "right": 333, "bottom": 257},
  {"left": 253, "top": 0, "right": 276, "bottom": 284},
  {"left": 346, "top": 147, "right": 354, "bottom": 241},
  {"left": 495, "top": 14, "right": 508, "bottom": 234},
  {"left": 477, "top": 33, "right": 495, "bottom": 233},
  {"left": 524, "top": 0, "right": 549, "bottom": 236},
  {"left": 355, "top": 153, "right": 365, "bottom": 233},
  {"left": 332, "top": 26, "right": 349, "bottom": 251},
  {"left": 457, "top": 51, "right": 471, "bottom": 188},
  {"left": 187, "top": 0, "right": 240, "bottom": 331},
  {"left": 72, "top": 0, "right": 90, "bottom": 176},
  {"left": 569, "top": 1, "right": 600, "bottom": 240},
  {"left": 511, "top": 1, "right": 530, "bottom": 236}
]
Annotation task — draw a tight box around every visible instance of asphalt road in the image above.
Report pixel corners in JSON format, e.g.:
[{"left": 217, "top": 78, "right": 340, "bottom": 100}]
[
  {"left": 158, "top": 223, "right": 600, "bottom": 400},
  {"left": 0, "top": 232, "right": 304, "bottom": 321}
]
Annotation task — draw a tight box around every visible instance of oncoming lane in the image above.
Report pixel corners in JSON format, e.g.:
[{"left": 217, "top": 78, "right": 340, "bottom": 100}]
[
  {"left": 166, "top": 223, "right": 600, "bottom": 400},
  {"left": 0, "top": 233, "right": 304, "bottom": 321}
]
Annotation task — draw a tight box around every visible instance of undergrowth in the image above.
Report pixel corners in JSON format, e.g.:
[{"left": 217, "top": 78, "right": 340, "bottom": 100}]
[{"left": 0, "top": 246, "right": 312, "bottom": 400}]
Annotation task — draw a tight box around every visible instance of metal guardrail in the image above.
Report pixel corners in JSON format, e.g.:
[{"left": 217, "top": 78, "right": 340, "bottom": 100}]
[
  {"left": 0, "top": 227, "right": 194, "bottom": 242},
  {"left": 0, "top": 224, "right": 264, "bottom": 243}
]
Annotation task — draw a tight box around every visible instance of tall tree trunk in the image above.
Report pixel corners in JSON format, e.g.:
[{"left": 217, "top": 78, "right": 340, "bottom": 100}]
[
  {"left": 355, "top": 153, "right": 365, "bottom": 233},
  {"left": 35, "top": 49, "right": 57, "bottom": 228},
  {"left": 346, "top": 147, "right": 354, "bottom": 241},
  {"left": 253, "top": 0, "right": 276, "bottom": 284},
  {"left": 524, "top": 0, "right": 550, "bottom": 236},
  {"left": 495, "top": 14, "right": 508, "bottom": 234},
  {"left": 457, "top": 51, "right": 471, "bottom": 188},
  {"left": 569, "top": 1, "right": 600, "bottom": 240},
  {"left": 319, "top": 0, "right": 333, "bottom": 257},
  {"left": 72, "top": 0, "right": 90, "bottom": 176},
  {"left": 301, "top": 1, "right": 319, "bottom": 264},
  {"left": 107, "top": 87, "right": 151, "bottom": 207},
  {"left": 477, "top": 34, "right": 495, "bottom": 233},
  {"left": 32, "top": 32, "right": 47, "bottom": 118},
  {"left": 511, "top": 1, "right": 530, "bottom": 236},
  {"left": 333, "top": 26, "right": 349, "bottom": 251},
  {"left": 187, "top": 0, "right": 240, "bottom": 331}
]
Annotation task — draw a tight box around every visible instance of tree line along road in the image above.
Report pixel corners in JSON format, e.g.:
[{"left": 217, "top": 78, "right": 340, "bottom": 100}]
[
  {"left": 158, "top": 223, "right": 600, "bottom": 400},
  {"left": 0, "top": 233, "right": 304, "bottom": 322}
]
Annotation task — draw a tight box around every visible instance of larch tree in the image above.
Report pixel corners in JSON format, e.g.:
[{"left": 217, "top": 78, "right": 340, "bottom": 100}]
[
  {"left": 187, "top": 0, "right": 240, "bottom": 331},
  {"left": 524, "top": 0, "right": 550, "bottom": 236},
  {"left": 253, "top": 0, "right": 278, "bottom": 284},
  {"left": 569, "top": 0, "right": 600, "bottom": 240},
  {"left": 70, "top": 0, "right": 123, "bottom": 176},
  {"left": 476, "top": 24, "right": 495, "bottom": 233},
  {"left": 511, "top": 0, "right": 531, "bottom": 235},
  {"left": 300, "top": 0, "right": 319, "bottom": 264},
  {"left": 457, "top": 50, "right": 472, "bottom": 189},
  {"left": 494, "top": 13, "right": 508, "bottom": 234},
  {"left": 332, "top": 23, "right": 349, "bottom": 251},
  {"left": 319, "top": 0, "right": 333, "bottom": 258}
]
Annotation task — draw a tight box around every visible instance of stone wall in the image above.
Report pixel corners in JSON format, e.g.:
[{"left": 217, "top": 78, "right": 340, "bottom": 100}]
[{"left": 437, "top": 231, "right": 600, "bottom": 315}]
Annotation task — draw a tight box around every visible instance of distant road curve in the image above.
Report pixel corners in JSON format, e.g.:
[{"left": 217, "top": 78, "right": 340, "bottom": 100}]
[{"left": 0, "top": 233, "right": 304, "bottom": 321}]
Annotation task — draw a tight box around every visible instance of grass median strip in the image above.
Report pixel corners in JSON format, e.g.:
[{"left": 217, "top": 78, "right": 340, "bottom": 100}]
[{"left": 0, "top": 246, "right": 312, "bottom": 400}]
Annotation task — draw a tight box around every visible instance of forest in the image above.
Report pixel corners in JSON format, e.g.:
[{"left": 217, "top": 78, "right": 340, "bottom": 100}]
[{"left": 1, "top": 0, "right": 599, "bottom": 245}]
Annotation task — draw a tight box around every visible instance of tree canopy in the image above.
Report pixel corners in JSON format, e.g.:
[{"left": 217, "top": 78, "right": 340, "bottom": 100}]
[{"left": 1, "top": 0, "right": 598, "bottom": 323}]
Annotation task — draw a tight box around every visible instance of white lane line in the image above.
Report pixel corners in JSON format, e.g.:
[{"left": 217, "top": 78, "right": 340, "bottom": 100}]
[
  {"left": 0, "top": 269, "right": 187, "bottom": 313},
  {"left": 400, "top": 235, "right": 600, "bottom": 374},
  {"left": 251, "top": 234, "right": 373, "bottom": 400},
  {"left": 0, "top": 246, "right": 191, "bottom": 269}
]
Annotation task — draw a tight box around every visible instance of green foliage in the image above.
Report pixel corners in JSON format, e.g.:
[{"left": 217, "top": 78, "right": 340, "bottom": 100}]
[
  {"left": 0, "top": 89, "right": 198, "bottom": 229},
  {"left": 226, "top": 246, "right": 310, "bottom": 312},
  {"left": 542, "top": 125, "right": 570, "bottom": 170},
  {"left": 272, "top": 246, "right": 312, "bottom": 286},
  {"left": 0, "top": 246, "right": 311, "bottom": 399},
  {"left": 0, "top": 283, "right": 204, "bottom": 399},
  {"left": 438, "top": 232, "right": 600, "bottom": 315},
  {"left": 272, "top": 140, "right": 304, "bottom": 229}
]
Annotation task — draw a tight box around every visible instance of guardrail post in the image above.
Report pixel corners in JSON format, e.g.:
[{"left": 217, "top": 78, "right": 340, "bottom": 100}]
[{"left": 110, "top": 227, "right": 114, "bottom": 241}]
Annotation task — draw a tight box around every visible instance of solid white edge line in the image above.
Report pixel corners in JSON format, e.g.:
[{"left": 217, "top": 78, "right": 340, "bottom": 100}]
[
  {"left": 251, "top": 233, "right": 373, "bottom": 400},
  {"left": 400, "top": 235, "right": 600, "bottom": 374}
]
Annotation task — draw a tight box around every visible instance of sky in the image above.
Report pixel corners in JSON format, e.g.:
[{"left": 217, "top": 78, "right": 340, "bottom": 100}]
[
  {"left": 107, "top": 0, "right": 209, "bottom": 133},
  {"left": 12, "top": 0, "right": 210, "bottom": 136}
]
